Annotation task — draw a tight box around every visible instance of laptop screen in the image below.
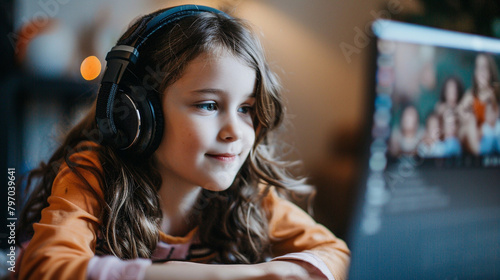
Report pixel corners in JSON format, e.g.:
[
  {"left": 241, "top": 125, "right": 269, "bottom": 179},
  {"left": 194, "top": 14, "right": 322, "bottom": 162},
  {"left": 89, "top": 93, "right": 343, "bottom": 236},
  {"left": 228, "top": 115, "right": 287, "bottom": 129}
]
[{"left": 348, "top": 20, "right": 500, "bottom": 280}]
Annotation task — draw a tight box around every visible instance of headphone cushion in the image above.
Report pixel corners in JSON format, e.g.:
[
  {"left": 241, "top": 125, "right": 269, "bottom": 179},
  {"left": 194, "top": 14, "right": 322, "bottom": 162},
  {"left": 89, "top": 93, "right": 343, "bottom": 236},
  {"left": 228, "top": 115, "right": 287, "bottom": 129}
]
[
  {"left": 112, "top": 91, "right": 141, "bottom": 149},
  {"left": 117, "top": 86, "right": 163, "bottom": 157}
]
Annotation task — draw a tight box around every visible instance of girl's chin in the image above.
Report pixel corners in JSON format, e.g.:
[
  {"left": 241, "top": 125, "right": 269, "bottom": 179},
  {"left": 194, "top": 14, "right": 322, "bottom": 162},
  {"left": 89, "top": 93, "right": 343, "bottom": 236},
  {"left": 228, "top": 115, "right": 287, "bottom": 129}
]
[{"left": 200, "top": 182, "right": 234, "bottom": 192}]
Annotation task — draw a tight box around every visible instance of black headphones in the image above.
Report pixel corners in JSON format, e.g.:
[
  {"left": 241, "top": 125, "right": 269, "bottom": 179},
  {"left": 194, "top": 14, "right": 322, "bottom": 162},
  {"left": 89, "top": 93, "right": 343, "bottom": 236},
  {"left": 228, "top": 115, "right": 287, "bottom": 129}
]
[{"left": 95, "top": 5, "right": 230, "bottom": 157}]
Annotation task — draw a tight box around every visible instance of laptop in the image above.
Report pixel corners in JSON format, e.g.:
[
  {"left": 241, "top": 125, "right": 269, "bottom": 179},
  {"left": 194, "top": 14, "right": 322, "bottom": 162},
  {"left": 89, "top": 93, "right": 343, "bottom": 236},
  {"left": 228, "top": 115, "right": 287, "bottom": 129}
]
[{"left": 347, "top": 20, "right": 500, "bottom": 280}]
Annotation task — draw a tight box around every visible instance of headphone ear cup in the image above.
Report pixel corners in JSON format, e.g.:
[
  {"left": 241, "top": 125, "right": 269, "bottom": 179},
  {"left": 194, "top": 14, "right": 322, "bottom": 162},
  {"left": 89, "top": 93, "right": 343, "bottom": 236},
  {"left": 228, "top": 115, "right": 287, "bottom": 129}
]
[
  {"left": 116, "top": 86, "right": 163, "bottom": 157},
  {"left": 111, "top": 89, "right": 141, "bottom": 149}
]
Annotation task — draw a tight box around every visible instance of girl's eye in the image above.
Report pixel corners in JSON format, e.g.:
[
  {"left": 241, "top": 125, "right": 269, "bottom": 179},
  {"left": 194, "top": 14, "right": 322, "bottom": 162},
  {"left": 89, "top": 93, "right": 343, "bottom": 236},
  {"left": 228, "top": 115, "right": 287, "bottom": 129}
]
[
  {"left": 196, "top": 102, "right": 218, "bottom": 111},
  {"left": 238, "top": 105, "right": 254, "bottom": 114}
]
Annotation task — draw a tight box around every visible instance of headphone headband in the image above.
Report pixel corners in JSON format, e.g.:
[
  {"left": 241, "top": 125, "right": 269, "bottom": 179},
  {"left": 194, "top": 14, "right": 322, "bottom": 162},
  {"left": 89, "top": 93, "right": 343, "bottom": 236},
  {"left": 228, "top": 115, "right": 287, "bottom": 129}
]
[
  {"left": 96, "top": 5, "right": 230, "bottom": 157},
  {"left": 133, "top": 5, "right": 229, "bottom": 49},
  {"left": 102, "top": 5, "right": 228, "bottom": 85}
]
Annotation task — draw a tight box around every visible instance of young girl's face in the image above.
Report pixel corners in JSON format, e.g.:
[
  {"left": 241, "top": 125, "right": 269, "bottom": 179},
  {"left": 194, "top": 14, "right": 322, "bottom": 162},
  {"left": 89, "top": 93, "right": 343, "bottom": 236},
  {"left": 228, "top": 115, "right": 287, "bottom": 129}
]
[
  {"left": 154, "top": 51, "right": 257, "bottom": 191},
  {"left": 444, "top": 80, "right": 458, "bottom": 106},
  {"left": 475, "top": 54, "right": 491, "bottom": 89},
  {"left": 401, "top": 106, "right": 419, "bottom": 137}
]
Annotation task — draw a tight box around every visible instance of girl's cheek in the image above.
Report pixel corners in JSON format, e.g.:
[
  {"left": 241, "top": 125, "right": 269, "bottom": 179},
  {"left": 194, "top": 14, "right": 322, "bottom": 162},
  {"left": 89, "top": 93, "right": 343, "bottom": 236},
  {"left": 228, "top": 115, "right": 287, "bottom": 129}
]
[{"left": 244, "top": 126, "right": 257, "bottom": 144}]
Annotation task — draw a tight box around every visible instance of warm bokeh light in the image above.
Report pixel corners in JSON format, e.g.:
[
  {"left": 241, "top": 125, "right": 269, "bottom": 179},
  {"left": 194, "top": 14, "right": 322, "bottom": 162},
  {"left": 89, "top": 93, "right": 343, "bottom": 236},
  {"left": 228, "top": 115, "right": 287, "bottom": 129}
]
[{"left": 80, "top": 56, "right": 101, "bottom": 81}]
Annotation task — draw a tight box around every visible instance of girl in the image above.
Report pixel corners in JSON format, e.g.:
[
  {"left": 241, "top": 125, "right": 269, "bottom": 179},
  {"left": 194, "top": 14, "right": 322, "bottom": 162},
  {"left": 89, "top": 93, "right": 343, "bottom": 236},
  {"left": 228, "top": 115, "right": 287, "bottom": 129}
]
[
  {"left": 390, "top": 105, "right": 423, "bottom": 156},
  {"left": 17, "top": 5, "right": 350, "bottom": 280},
  {"left": 457, "top": 53, "right": 500, "bottom": 154},
  {"left": 417, "top": 113, "right": 445, "bottom": 157},
  {"left": 440, "top": 111, "right": 462, "bottom": 157}
]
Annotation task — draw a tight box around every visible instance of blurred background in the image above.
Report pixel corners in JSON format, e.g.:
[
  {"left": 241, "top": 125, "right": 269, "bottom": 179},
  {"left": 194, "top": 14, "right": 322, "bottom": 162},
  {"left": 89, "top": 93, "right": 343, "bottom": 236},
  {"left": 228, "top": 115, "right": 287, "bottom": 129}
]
[{"left": 1, "top": 0, "right": 500, "bottom": 252}]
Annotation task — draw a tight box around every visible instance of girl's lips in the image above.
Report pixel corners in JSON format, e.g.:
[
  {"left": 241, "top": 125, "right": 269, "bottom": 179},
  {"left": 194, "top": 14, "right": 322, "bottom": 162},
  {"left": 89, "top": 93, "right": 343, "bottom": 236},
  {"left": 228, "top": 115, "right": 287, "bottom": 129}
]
[{"left": 206, "top": 153, "right": 237, "bottom": 162}]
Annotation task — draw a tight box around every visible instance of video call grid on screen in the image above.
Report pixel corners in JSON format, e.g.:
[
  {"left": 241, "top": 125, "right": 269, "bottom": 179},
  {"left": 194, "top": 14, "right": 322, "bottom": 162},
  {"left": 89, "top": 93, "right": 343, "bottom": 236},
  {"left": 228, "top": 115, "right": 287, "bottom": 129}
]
[
  {"left": 348, "top": 20, "right": 500, "bottom": 280},
  {"left": 370, "top": 20, "right": 500, "bottom": 169}
]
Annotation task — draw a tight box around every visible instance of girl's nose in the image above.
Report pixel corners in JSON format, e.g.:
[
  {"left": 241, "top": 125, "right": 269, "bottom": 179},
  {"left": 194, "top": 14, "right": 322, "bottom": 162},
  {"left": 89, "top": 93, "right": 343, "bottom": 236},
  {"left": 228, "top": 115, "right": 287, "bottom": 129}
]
[{"left": 218, "top": 113, "right": 243, "bottom": 142}]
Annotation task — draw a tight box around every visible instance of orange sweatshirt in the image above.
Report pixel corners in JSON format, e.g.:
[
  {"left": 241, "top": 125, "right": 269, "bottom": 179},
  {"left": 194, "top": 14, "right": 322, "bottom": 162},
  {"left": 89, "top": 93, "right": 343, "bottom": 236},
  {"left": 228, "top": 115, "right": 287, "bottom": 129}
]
[{"left": 18, "top": 143, "right": 350, "bottom": 280}]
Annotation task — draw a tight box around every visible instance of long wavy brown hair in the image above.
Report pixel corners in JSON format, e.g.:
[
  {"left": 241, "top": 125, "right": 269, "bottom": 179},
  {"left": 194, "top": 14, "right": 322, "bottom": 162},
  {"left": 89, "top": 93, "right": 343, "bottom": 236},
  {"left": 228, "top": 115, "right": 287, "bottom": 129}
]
[{"left": 18, "top": 7, "right": 306, "bottom": 264}]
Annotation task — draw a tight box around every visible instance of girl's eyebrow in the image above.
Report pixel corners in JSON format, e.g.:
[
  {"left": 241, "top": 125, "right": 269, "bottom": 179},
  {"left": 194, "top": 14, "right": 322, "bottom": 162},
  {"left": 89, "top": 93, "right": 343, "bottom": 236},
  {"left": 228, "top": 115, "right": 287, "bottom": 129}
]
[
  {"left": 191, "top": 88, "right": 223, "bottom": 94},
  {"left": 190, "top": 88, "right": 256, "bottom": 98}
]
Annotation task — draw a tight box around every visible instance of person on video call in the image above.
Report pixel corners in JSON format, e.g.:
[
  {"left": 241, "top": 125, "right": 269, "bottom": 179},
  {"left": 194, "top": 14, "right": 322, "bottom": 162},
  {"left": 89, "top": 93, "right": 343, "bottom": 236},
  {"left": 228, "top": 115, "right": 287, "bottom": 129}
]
[
  {"left": 457, "top": 53, "right": 500, "bottom": 155},
  {"left": 390, "top": 105, "right": 424, "bottom": 156}
]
